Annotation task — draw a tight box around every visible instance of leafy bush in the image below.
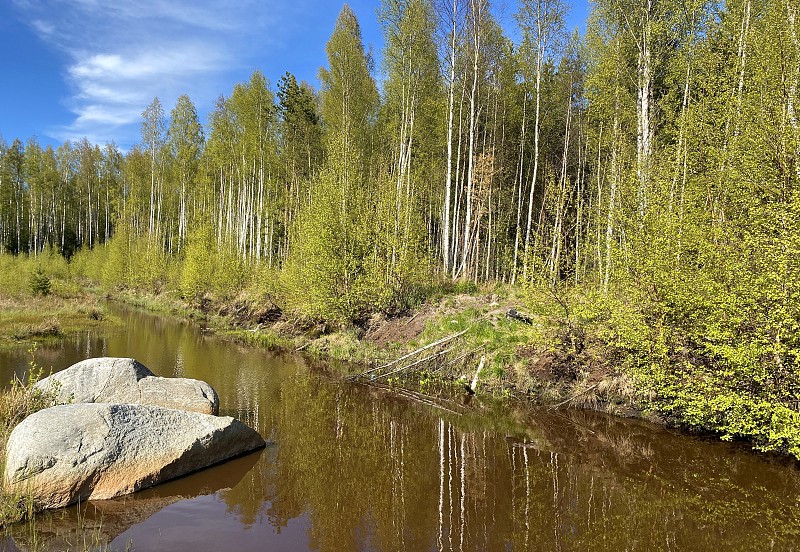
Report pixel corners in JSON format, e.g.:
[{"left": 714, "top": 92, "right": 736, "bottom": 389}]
[
  {"left": 70, "top": 244, "right": 109, "bottom": 284},
  {"left": 180, "top": 224, "right": 246, "bottom": 302}
]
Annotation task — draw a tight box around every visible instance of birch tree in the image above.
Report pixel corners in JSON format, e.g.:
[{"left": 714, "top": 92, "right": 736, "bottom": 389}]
[
  {"left": 436, "top": 0, "right": 465, "bottom": 273},
  {"left": 141, "top": 98, "right": 166, "bottom": 240},
  {"left": 285, "top": 4, "right": 382, "bottom": 320},
  {"left": 516, "top": 0, "right": 567, "bottom": 281},
  {"left": 167, "top": 94, "right": 204, "bottom": 253},
  {"left": 379, "top": 0, "right": 441, "bottom": 285}
]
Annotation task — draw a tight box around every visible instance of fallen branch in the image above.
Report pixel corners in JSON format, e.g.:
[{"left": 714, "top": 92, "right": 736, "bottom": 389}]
[
  {"left": 404, "top": 311, "right": 421, "bottom": 326},
  {"left": 434, "top": 345, "right": 485, "bottom": 372},
  {"left": 465, "top": 355, "right": 485, "bottom": 395},
  {"left": 350, "top": 329, "right": 468, "bottom": 380},
  {"left": 372, "top": 347, "right": 454, "bottom": 381},
  {"left": 550, "top": 382, "right": 601, "bottom": 410}
]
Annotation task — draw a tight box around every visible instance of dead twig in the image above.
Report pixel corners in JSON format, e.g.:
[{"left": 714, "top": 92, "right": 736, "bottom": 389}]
[
  {"left": 349, "top": 329, "right": 468, "bottom": 380},
  {"left": 550, "top": 382, "right": 601, "bottom": 410},
  {"left": 434, "top": 345, "right": 486, "bottom": 372},
  {"left": 373, "top": 347, "right": 454, "bottom": 381}
]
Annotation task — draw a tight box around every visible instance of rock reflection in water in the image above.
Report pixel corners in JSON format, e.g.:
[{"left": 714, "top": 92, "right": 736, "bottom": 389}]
[
  {"left": 1, "top": 304, "right": 800, "bottom": 551},
  {"left": 8, "top": 451, "right": 262, "bottom": 552}
]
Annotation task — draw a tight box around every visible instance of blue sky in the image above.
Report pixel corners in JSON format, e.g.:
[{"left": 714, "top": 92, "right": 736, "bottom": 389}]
[{"left": 0, "top": 0, "right": 590, "bottom": 151}]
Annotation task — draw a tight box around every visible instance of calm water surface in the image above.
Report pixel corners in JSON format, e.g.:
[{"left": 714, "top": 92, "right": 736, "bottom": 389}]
[{"left": 1, "top": 304, "right": 799, "bottom": 551}]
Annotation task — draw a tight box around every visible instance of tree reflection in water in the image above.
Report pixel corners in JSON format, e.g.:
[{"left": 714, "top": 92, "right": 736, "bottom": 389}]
[{"left": 2, "top": 305, "right": 799, "bottom": 551}]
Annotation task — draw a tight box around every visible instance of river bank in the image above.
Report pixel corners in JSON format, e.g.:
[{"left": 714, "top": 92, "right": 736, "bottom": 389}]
[
  {"left": 2, "top": 291, "right": 800, "bottom": 550},
  {"left": 1, "top": 263, "right": 799, "bottom": 479},
  {"left": 0, "top": 295, "right": 114, "bottom": 352},
  {"left": 108, "top": 286, "right": 644, "bottom": 417},
  {"left": 104, "top": 286, "right": 800, "bottom": 464},
  {"left": 3, "top": 275, "right": 800, "bottom": 465}
]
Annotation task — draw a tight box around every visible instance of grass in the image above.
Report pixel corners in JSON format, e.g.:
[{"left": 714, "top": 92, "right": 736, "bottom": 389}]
[
  {"left": 104, "top": 283, "right": 640, "bottom": 419},
  {"left": 0, "top": 352, "right": 59, "bottom": 526},
  {"left": 0, "top": 295, "right": 115, "bottom": 351}
]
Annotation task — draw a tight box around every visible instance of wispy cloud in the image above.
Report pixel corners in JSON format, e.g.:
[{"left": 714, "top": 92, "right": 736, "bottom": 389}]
[{"left": 11, "top": 0, "right": 294, "bottom": 147}]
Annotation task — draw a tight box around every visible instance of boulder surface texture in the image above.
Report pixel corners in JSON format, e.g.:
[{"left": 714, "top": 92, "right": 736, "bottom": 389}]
[
  {"left": 4, "top": 403, "right": 266, "bottom": 509},
  {"left": 34, "top": 357, "right": 219, "bottom": 415}
]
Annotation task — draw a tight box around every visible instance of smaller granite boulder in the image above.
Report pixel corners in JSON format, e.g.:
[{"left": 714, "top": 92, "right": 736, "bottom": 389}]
[
  {"left": 4, "top": 403, "right": 266, "bottom": 509},
  {"left": 35, "top": 357, "right": 219, "bottom": 415}
]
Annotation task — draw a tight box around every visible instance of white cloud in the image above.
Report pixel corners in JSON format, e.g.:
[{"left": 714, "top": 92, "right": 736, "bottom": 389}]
[
  {"left": 31, "top": 19, "right": 54, "bottom": 36},
  {"left": 74, "top": 105, "right": 141, "bottom": 126},
  {"left": 13, "top": 0, "right": 292, "bottom": 147}
]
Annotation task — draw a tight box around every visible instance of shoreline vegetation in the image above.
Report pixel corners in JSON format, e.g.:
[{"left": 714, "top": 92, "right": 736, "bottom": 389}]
[
  {"left": 0, "top": 251, "right": 115, "bottom": 352},
  {"left": 3, "top": 0, "right": 800, "bottom": 524},
  {"left": 2, "top": 247, "right": 798, "bottom": 464},
  {"left": 0, "top": 252, "right": 799, "bottom": 528}
]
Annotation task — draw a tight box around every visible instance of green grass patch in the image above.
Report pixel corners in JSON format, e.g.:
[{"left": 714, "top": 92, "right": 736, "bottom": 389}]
[{"left": 0, "top": 296, "right": 115, "bottom": 351}]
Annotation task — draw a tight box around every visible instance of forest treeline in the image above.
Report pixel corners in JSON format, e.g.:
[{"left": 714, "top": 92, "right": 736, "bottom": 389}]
[{"left": 3, "top": 0, "right": 800, "bottom": 457}]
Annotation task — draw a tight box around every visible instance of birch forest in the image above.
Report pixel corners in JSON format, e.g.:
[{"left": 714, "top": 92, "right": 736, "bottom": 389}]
[{"left": 4, "top": 0, "right": 800, "bottom": 453}]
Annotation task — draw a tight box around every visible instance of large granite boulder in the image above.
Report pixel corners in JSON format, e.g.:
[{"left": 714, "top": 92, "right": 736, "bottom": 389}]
[
  {"left": 34, "top": 357, "right": 219, "bottom": 415},
  {"left": 4, "top": 403, "right": 266, "bottom": 509}
]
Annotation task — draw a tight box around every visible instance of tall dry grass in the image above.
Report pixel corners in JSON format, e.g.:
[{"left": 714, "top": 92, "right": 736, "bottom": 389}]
[{"left": 0, "top": 351, "right": 58, "bottom": 525}]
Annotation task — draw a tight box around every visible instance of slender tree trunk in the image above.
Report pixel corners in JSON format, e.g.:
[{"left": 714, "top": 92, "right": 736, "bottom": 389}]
[
  {"left": 512, "top": 95, "right": 527, "bottom": 285},
  {"left": 549, "top": 92, "right": 571, "bottom": 285},
  {"left": 460, "top": 0, "right": 483, "bottom": 279},
  {"left": 443, "top": 0, "right": 459, "bottom": 274},
  {"left": 604, "top": 101, "right": 620, "bottom": 291},
  {"left": 788, "top": 0, "right": 800, "bottom": 182},
  {"left": 635, "top": 0, "right": 653, "bottom": 219},
  {"left": 451, "top": 86, "right": 466, "bottom": 278},
  {"left": 523, "top": 2, "right": 543, "bottom": 281}
]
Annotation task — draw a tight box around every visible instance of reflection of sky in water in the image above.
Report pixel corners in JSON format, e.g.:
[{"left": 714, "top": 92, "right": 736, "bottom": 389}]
[{"left": 2, "top": 303, "right": 800, "bottom": 552}]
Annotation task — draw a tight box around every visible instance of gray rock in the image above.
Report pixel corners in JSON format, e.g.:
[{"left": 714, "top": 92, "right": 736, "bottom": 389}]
[
  {"left": 4, "top": 403, "right": 266, "bottom": 509},
  {"left": 34, "top": 357, "right": 219, "bottom": 415}
]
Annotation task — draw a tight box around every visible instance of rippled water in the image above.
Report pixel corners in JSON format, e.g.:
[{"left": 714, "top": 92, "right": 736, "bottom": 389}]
[{"left": 1, "top": 304, "right": 799, "bottom": 551}]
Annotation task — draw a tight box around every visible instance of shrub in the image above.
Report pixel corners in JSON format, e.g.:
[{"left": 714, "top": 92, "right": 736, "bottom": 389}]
[{"left": 29, "top": 267, "right": 51, "bottom": 296}]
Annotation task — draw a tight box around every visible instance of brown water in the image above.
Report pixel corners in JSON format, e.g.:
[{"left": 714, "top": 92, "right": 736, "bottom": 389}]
[{"left": 1, "top": 304, "right": 800, "bottom": 552}]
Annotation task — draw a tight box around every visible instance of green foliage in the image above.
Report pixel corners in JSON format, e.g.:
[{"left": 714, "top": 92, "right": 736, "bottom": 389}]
[
  {"left": 180, "top": 224, "right": 215, "bottom": 300},
  {"left": 0, "top": 254, "right": 29, "bottom": 296},
  {"left": 101, "top": 226, "right": 131, "bottom": 289},
  {"left": 277, "top": 72, "right": 323, "bottom": 180},
  {"left": 282, "top": 168, "right": 371, "bottom": 321},
  {"left": 180, "top": 223, "right": 245, "bottom": 302},
  {"left": 210, "top": 241, "right": 246, "bottom": 300},
  {"left": 33, "top": 247, "right": 70, "bottom": 282},
  {"left": 2, "top": 0, "right": 800, "bottom": 463},
  {"left": 0, "top": 251, "right": 68, "bottom": 297},
  {"left": 319, "top": 4, "right": 379, "bottom": 178},
  {"left": 69, "top": 245, "right": 109, "bottom": 284}
]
